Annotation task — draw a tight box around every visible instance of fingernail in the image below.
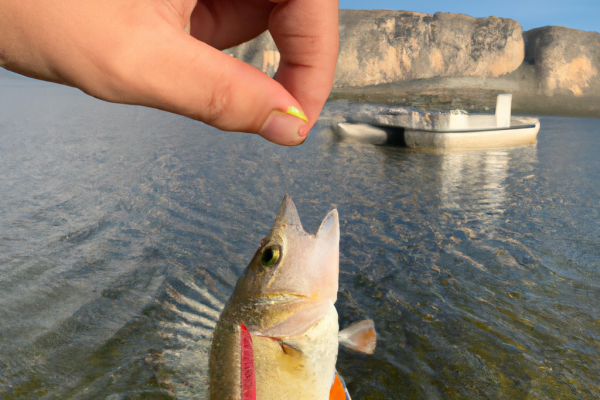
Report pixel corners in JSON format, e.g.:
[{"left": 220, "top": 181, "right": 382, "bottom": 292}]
[
  {"left": 287, "top": 106, "right": 308, "bottom": 123},
  {"left": 259, "top": 110, "right": 308, "bottom": 145}
]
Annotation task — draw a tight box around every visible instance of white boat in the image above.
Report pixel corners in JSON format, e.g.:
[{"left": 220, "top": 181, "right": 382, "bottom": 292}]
[{"left": 334, "top": 94, "right": 540, "bottom": 150}]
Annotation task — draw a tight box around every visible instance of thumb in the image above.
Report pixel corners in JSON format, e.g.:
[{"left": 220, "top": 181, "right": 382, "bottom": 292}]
[{"left": 123, "top": 31, "right": 309, "bottom": 146}]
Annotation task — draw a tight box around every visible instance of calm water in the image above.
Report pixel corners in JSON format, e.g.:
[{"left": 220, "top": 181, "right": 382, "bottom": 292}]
[{"left": 1, "top": 74, "right": 599, "bottom": 399}]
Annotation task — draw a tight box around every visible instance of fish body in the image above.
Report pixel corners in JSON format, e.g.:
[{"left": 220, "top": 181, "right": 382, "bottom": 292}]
[{"left": 209, "top": 196, "right": 374, "bottom": 400}]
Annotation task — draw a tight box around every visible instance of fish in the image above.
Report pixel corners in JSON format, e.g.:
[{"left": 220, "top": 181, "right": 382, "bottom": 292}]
[{"left": 209, "top": 195, "right": 376, "bottom": 400}]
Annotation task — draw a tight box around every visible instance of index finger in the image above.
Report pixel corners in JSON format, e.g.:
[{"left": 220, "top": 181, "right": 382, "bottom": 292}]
[{"left": 268, "top": 0, "right": 339, "bottom": 131}]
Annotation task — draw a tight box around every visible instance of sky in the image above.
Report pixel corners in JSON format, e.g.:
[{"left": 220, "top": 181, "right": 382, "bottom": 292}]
[{"left": 339, "top": 0, "right": 599, "bottom": 33}]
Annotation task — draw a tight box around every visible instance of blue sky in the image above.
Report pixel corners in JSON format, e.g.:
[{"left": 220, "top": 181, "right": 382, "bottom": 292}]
[{"left": 339, "top": 0, "right": 599, "bottom": 33}]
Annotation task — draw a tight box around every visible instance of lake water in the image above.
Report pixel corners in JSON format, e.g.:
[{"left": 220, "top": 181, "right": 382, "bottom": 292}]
[{"left": 1, "top": 74, "right": 599, "bottom": 399}]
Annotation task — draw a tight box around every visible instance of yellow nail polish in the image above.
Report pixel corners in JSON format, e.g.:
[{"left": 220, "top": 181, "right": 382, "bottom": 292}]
[{"left": 287, "top": 106, "right": 308, "bottom": 123}]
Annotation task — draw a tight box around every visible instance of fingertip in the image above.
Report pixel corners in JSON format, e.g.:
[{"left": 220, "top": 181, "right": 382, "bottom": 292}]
[
  {"left": 122, "top": 29, "right": 314, "bottom": 144},
  {"left": 268, "top": 0, "right": 339, "bottom": 140},
  {"left": 259, "top": 110, "right": 309, "bottom": 146}
]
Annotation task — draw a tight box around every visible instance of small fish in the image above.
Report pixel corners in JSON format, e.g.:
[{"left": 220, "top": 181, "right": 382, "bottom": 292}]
[{"left": 209, "top": 196, "right": 376, "bottom": 400}]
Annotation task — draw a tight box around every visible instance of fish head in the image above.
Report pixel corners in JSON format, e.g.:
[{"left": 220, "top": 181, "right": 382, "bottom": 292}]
[{"left": 232, "top": 195, "right": 339, "bottom": 338}]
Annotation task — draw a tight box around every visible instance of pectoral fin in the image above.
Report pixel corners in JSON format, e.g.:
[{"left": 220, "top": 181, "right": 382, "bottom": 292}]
[
  {"left": 261, "top": 300, "right": 333, "bottom": 338},
  {"left": 338, "top": 319, "right": 377, "bottom": 354},
  {"left": 278, "top": 341, "right": 304, "bottom": 358}
]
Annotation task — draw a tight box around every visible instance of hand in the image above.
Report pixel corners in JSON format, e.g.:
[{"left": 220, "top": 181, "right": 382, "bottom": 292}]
[{"left": 0, "top": 0, "right": 339, "bottom": 145}]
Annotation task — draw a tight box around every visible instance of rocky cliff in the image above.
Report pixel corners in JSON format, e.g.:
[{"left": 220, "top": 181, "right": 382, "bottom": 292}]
[
  {"left": 225, "top": 10, "right": 600, "bottom": 118},
  {"left": 335, "top": 10, "right": 524, "bottom": 87},
  {"left": 525, "top": 26, "right": 599, "bottom": 98}
]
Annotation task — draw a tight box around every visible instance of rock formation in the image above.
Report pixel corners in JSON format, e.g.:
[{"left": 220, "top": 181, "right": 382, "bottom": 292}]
[
  {"left": 334, "top": 10, "right": 524, "bottom": 87},
  {"left": 224, "top": 32, "right": 280, "bottom": 78},
  {"left": 525, "top": 26, "right": 600, "bottom": 98},
  {"left": 225, "top": 10, "right": 525, "bottom": 87},
  {"left": 225, "top": 10, "right": 600, "bottom": 118}
]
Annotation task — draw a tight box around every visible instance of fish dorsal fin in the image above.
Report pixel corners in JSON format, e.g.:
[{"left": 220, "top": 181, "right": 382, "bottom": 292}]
[
  {"left": 272, "top": 195, "right": 304, "bottom": 233},
  {"left": 338, "top": 319, "right": 377, "bottom": 354}
]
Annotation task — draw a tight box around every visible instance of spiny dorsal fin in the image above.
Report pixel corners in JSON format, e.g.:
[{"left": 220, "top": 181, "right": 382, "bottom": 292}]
[
  {"left": 338, "top": 319, "right": 377, "bottom": 355},
  {"left": 272, "top": 195, "right": 304, "bottom": 233}
]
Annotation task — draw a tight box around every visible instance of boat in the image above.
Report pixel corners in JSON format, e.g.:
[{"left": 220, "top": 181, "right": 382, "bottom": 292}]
[{"left": 334, "top": 94, "right": 540, "bottom": 150}]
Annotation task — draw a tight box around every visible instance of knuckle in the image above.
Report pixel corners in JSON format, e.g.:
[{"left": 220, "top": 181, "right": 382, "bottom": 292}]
[{"left": 202, "top": 78, "right": 234, "bottom": 126}]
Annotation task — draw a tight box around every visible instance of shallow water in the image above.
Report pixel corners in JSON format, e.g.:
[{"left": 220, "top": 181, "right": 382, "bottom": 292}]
[{"left": 0, "top": 74, "right": 599, "bottom": 399}]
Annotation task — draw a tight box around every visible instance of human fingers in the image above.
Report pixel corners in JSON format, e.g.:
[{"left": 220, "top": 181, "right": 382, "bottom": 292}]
[
  {"left": 268, "top": 0, "right": 339, "bottom": 131},
  {"left": 109, "top": 2, "right": 312, "bottom": 145},
  {"left": 124, "top": 30, "right": 311, "bottom": 145},
  {"left": 0, "top": 0, "right": 310, "bottom": 145},
  {"left": 190, "top": 0, "right": 276, "bottom": 50}
]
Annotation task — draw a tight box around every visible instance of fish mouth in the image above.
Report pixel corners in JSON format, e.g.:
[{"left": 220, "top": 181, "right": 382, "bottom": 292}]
[{"left": 254, "top": 292, "right": 315, "bottom": 305}]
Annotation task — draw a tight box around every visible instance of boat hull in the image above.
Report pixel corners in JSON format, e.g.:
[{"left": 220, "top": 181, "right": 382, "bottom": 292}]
[{"left": 335, "top": 121, "right": 540, "bottom": 150}]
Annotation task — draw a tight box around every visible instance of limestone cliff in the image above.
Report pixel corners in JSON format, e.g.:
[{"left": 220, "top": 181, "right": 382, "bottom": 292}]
[
  {"left": 334, "top": 10, "right": 524, "bottom": 87},
  {"left": 225, "top": 10, "right": 525, "bottom": 87},
  {"left": 224, "top": 10, "right": 600, "bottom": 118},
  {"left": 525, "top": 26, "right": 600, "bottom": 98}
]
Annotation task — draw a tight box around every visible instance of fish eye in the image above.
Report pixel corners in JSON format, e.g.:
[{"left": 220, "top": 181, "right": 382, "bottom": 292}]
[{"left": 261, "top": 245, "right": 281, "bottom": 267}]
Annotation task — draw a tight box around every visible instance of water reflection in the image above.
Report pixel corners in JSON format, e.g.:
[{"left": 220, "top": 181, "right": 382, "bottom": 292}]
[
  {"left": 437, "top": 149, "right": 537, "bottom": 223},
  {"left": 0, "top": 81, "right": 599, "bottom": 400}
]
